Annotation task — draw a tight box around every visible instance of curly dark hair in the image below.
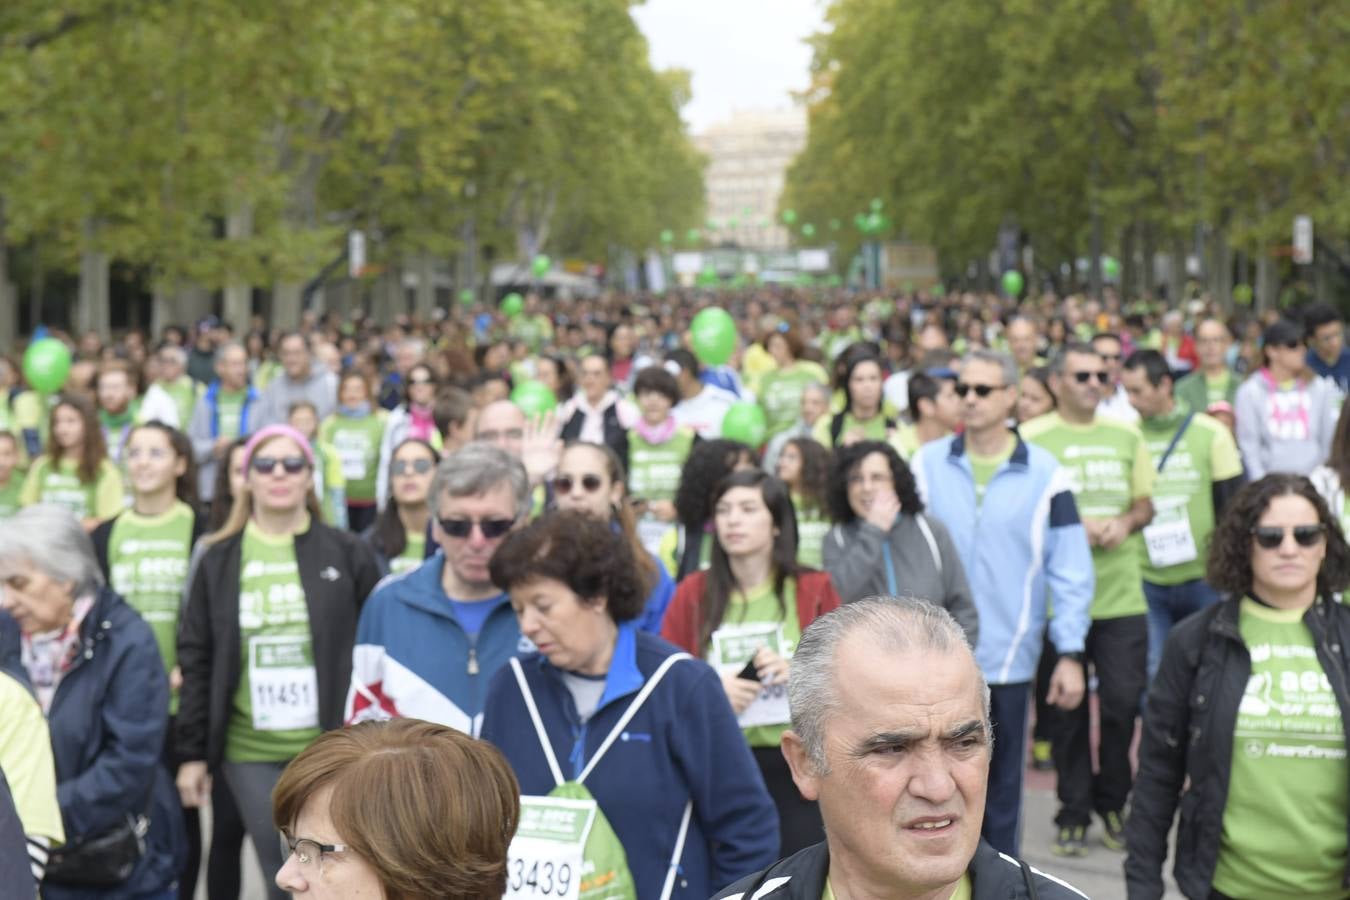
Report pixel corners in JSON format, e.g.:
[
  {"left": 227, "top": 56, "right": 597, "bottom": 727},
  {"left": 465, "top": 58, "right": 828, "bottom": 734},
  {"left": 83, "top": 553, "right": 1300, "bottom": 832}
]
[
  {"left": 783, "top": 437, "right": 831, "bottom": 514},
  {"left": 673, "top": 438, "right": 756, "bottom": 528},
  {"left": 488, "top": 511, "right": 647, "bottom": 622},
  {"left": 826, "top": 440, "right": 924, "bottom": 525},
  {"left": 1207, "top": 474, "right": 1350, "bottom": 598}
]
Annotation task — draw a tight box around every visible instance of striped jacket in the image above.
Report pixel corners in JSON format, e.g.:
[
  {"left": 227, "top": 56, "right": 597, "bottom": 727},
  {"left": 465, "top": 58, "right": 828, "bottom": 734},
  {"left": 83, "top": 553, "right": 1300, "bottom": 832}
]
[{"left": 912, "top": 432, "right": 1093, "bottom": 684}]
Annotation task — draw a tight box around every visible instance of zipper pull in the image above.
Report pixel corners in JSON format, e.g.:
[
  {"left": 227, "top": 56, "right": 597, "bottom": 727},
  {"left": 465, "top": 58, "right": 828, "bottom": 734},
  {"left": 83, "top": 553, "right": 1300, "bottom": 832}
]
[{"left": 467, "top": 647, "right": 479, "bottom": 676}]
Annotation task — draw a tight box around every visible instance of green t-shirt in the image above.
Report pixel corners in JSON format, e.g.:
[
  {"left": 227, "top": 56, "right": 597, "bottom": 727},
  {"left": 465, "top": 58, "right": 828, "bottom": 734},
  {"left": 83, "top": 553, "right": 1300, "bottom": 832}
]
[
  {"left": 389, "top": 533, "right": 425, "bottom": 576},
  {"left": 311, "top": 442, "right": 347, "bottom": 527},
  {"left": 968, "top": 437, "right": 1015, "bottom": 504},
  {"left": 19, "top": 456, "right": 125, "bottom": 521},
  {"left": 160, "top": 377, "right": 200, "bottom": 430},
  {"left": 792, "top": 496, "right": 830, "bottom": 570},
  {"left": 628, "top": 426, "right": 696, "bottom": 503},
  {"left": 1021, "top": 412, "right": 1154, "bottom": 619},
  {"left": 225, "top": 520, "right": 322, "bottom": 763},
  {"left": 813, "top": 411, "right": 890, "bottom": 449},
  {"left": 1138, "top": 408, "right": 1244, "bottom": 585},
  {"left": 216, "top": 389, "right": 248, "bottom": 439},
  {"left": 1212, "top": 599, "right": 1349, "bottom": 899},
  {"left": 1205, "top": 370, "right": 1233, "bottom": 406},
  {"left": 759, "top": 362, "right": 829, "bottom": 438},
  {"left": 508, "top": 314, "right": 554, "bottom": 353},
  {"left": 889, "top": 422, "right": 920, "bottom": 461},
  {"left": 707, "top": 577, "right": 801, "bottom": 748},
  {"left": 107, "top": 501, "right": 196, "bottom": 713},
  {"left": 319, "top": 411, "right": 386, "bottom": 503},
  {"left": 0, "top": 476, "right": 21, "bottom": 518}
]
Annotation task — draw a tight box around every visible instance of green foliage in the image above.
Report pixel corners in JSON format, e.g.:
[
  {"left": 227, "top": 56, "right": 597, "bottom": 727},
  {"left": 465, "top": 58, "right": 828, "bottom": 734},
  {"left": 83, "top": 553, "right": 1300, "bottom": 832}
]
[
  {"left": 785, "top": 0, "right": 1348, "bottom": 277},
  {"left": 0, "top": 0, "right": 704, "bottom": 293}
]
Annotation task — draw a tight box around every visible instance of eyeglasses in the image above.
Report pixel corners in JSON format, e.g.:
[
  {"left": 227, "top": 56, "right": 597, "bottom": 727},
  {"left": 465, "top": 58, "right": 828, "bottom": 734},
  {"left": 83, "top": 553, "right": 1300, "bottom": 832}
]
[
  {"left": 554, "top": 474, "right": 604, "bottom": 495},
  {"left": 1071, "top": 371, "right": 1111, "bottom": 385},
  {"left": 955, "top": 382, "right": 1003, "bottom": 399},
  {"left": 1251, "top": 524, "right": 1326, "bottom": 550},
  {"left": 438, "top": 517, "right": 516, "bottom": 539},
  {"left": 477, "top": 428, "right": 524, "bottom": 444},
  {"left": 251, "top": 455, "right": 309, "bottom": 476},
  {"left": 391, "top": 458, "right": 434, "bottom": 476},
  {"left": 280, "top": 834, "right": 347, "bottom": 876}
]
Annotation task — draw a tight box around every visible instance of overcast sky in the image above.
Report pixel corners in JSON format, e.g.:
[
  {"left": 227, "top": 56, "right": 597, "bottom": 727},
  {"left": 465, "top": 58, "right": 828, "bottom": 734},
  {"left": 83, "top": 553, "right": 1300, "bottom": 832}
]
[{"left": 631, "top": 0, "right": 826, "bottom": 134}]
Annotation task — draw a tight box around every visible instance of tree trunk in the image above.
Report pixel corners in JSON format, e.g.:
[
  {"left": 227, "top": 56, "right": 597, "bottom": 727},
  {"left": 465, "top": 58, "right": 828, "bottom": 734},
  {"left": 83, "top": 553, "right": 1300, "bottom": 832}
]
[
  {"left": 77, "top": 217, "right": 110, "bottom": 336},
  {"left": 223, "top": 197, "right": 255, "bottom": 334},
  {"left": 1168, "top": 235, "right": 1187, "bottom": 307},
  {"left": 1210, "top": 229, "right": 1233, "bottom": 312},
  {"left": 1120, "top": 223, "right": 1137, "bottom": 302},
  {"left": 272, "top": 281, "right": 303, "bottom": 330},
  {"left": 1256, "top": 249, "right": 1278, "bottom": 312},
  {"left": 0, "top": 199, "right": 15, "bottom": 347},
  {"left": 414, "top": 252, "right": 436, "bottom": 317}
]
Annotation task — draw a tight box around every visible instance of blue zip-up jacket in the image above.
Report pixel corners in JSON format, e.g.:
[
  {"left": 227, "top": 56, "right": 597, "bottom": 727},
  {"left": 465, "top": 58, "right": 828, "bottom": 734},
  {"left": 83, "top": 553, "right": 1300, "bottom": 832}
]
[
  {"left": 345, "top": 551, "right": 524, "bottom": 735},
  {"left": 31, "top": 588, "right": 185, "bottom": 900},
  {"left": 912, "top": 433, "right": 1093, "bottom": 684},
  {"left": 480, "top": 625, "right": 778, "bottom": 899}
]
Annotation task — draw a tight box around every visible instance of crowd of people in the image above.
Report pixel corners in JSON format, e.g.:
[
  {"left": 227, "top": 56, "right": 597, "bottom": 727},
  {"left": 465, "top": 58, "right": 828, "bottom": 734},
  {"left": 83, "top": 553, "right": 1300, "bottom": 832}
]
[{"left": 2, "top": 282, "right": 1350, "bottom": 899}]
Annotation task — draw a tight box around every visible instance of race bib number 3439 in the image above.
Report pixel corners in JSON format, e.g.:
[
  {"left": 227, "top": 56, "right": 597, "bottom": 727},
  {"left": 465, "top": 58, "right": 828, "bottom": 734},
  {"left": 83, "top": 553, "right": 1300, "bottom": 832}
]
[{"left": 504, "top": 796, "right": 597, "bottom": 900}]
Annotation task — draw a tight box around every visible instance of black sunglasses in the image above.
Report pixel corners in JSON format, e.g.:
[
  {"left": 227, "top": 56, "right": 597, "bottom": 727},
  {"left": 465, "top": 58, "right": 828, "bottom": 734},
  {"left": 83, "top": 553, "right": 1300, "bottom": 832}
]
[
  {"left": 955, "top": 382, "right": 1003, "bottom": 399},
  {"left": 251, "top": 455, "right": 309, "bottom": 475},
  {"left": 391, "top": 458, "right": 434, "bottom": 476},
  {"left": 438, "top": 517, "right": 516, "bottom": 539},
  {"left": 1072, "top": 371, "right": 1111, "bottom": 385},
  {"left": 554, "top": 474, "right": 604, "bottom": 495},
  {"left": 1251, "top": 524, "right": 1326, "bottom": 550}
]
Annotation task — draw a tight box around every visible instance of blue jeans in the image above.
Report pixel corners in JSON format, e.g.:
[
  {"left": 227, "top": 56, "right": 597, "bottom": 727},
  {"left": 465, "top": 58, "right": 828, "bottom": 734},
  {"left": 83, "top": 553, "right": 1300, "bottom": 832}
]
[
  {"left": 1143, "top": 579, "right": 1221, "bottom": 680},
  {"left": 983, "top": 682, "right": 1031, "bottom": 856}
]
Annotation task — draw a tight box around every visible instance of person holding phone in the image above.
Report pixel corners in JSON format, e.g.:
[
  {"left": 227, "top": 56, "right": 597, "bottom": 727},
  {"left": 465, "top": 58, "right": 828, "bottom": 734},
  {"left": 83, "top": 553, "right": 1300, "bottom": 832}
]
[{"left": 662, "top": 470, "right": 842, "bottom": 855}]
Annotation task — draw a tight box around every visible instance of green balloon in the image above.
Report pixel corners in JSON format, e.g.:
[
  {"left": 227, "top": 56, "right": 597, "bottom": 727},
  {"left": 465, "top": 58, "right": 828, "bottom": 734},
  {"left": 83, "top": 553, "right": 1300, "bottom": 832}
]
[
  {"left": 782, "top": 209, "right": 798, "bottom": 225},
  {"left": 531, "top": 254, "right": 551, "bottom": 277},
  {"left": 1102, "top": 256, "right": 1121, "bottom": 280},
  {"left": 865, "top": 212, "right": 884, "bottom": 233},
  {"left": 1001, "top": 270, "right": 1025, "bottom": 296},
  {"left": 721, "top": 402, "right": 767, "bottom": 448},
  {"left": 1233, "top": 284, "right": 1254, "bottom": 306},
  {"left": 870, "top": 197, "right": 884, "bottom": 212},
  {"left": 931, "top": 283, "right": 946, "bottom": 298},
  {"left": 510, "top": 380, "right": 557, "bottom": 418},
  {"left": 690, "top": 307, "right": 737, "bottom": 366},
  {"left": 660, "top": 229, "right": 674, "bottom": 243},
  {"left": 23, "top": 337, "right": 71, "bottom": 394},
  {"left": 458, "top": 288, "right": 475, "bottom": 306},
  {"left": 802, "top": 223, "right": 816, "bottom": 237},
  {"left": 854, "top": 213, "right": 868, "bottom": 230},
  {"left": 686, "top": 228, "right": 701, "bottom": 242},
  {"left": 501, "top": 292, "right": 524, "bottom": 317}
]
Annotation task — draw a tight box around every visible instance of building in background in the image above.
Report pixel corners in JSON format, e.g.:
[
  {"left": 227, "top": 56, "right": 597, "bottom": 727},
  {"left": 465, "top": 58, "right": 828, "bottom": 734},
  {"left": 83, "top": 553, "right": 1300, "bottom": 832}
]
[{"left": 694, "top": 109, "right": 806, "bottom": 252}]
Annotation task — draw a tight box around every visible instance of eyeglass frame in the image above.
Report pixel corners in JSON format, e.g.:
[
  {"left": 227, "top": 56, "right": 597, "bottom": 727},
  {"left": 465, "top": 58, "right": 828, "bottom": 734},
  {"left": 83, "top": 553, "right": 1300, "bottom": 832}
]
[{"left": 280, "top": 833, "right": 349, "bottom": 874}]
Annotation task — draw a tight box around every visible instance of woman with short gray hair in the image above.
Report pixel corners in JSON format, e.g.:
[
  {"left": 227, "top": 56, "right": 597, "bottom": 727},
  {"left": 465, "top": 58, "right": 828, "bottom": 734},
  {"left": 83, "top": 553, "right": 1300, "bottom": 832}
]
[{"left": 0, "top": 505, "right": 183, "bottom": 898}]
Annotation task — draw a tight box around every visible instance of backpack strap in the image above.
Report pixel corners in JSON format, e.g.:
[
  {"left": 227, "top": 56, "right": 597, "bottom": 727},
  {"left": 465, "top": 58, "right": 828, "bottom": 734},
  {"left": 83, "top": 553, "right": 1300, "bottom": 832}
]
[
  {"left": 577, "top": 652, "right": 693, "bottom": 784},
  {"left": 659, "top": 799, "right": 695, "bottom": 900},
  {"left": 509, "top": 657, "right": 566, "bottom": 787},
  {"left": 914, "top": 512, "right": 942, "bottom": 573}
]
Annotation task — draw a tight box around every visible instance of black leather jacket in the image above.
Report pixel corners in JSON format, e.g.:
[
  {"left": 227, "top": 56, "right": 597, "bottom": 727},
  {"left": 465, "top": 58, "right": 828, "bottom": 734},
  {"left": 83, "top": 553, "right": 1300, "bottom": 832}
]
[{"left": 1124, "top": 595, "right": 1350, "bottom": 899}]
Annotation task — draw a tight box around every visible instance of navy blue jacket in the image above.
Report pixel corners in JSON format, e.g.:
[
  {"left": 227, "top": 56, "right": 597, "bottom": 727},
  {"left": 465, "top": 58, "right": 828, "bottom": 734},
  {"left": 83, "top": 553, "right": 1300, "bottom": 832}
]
[
  {"left": 479, "top": 625, "right": 778, "bottom": 899},
  {"left": 40, "top": 588, "right": 185, "bottom": 899}
]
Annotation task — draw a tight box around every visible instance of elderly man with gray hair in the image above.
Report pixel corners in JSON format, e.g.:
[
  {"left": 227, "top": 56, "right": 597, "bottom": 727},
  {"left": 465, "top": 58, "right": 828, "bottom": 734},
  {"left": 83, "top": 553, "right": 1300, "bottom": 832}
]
[
  {"left": 715, "top": 597, "right": 1087, "bottom": 900},
  {"left": 345, "top": 442, "right": 531, "bottom": 735}
]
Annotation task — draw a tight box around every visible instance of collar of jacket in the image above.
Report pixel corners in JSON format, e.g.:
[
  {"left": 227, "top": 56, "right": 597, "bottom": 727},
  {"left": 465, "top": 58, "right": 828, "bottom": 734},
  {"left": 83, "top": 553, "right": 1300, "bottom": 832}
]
[
  {"left": 397, "top": 549, "right": 512, "bottom": 626},
  {"left": 1208, "top": 592, "right": 1339, "bottom": 643},
  {"left": 947, "top": 431, "right": 1030, "bottom": 468},
  {"left": 69, "top": 587, "right": 121, "bottom": 673},
  {"left": 531, "top": 620, "right": 643, "bottom": 712}
]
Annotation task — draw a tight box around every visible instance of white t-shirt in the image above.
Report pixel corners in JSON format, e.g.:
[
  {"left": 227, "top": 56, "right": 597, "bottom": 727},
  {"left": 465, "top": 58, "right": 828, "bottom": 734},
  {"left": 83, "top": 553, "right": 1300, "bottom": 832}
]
[{"left": 672, "top": 385, "right": 737, "bottom": 438}]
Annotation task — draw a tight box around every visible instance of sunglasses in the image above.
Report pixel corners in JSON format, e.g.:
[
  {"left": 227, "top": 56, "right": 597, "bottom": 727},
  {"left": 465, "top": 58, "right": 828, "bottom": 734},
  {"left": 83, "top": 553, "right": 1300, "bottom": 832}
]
[
  {"left": 391, "top": 458, "right": 434, "bottom": 476},
  {"left": 1072, "top": 371, "right": 1111, "bottom": 385},
  {"left": 438, "top": 517, "right": 516, "bottom": 539},
  {"left": 955, "top": 382, "right": 1003, "bottom": 399},
  {"left": 554, "top": 474, "right": 604, "bottom": 495},
  {"left": 251, "top": 455, "right": 309, "bottom": 475},
  {"left": 1251, "top": 524, "right": 1326, "bottom": 550}
]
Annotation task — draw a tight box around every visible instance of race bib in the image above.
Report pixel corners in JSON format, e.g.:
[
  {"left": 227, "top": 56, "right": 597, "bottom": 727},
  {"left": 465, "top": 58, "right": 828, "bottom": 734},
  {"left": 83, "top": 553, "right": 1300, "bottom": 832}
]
[
  {"left": 248, "top": 635, "right": 319, "bottom": 731},
  {"left": 635, "top": 515, "right": 669, "bottom": 558},
  {"left": 710, "top": 622, "right": 790, "bottom": 728},
  {"left": 334, "top": 437, "right": 369, "bottom": 481},
  {"left": 504, "top": 796, "right": 596, "bottom": 900},
  {"left": 1143, "top": 500, "right": 1197, "bottom": 568}
]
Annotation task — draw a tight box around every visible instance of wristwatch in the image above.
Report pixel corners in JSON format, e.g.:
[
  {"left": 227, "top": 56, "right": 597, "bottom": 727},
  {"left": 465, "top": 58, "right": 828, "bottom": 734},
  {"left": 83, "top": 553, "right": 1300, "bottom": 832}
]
[{"left": 1058, "top": 651, "right": 1086, "bottom": 664}]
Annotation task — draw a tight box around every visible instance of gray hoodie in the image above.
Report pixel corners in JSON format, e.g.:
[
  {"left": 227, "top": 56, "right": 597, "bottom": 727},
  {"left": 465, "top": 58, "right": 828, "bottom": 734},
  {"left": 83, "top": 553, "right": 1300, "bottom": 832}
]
[
  {"left": 822, "top": 513, "right": 979, "bottom": 647},
  {"left": 1233, "top": 370, "right": 1338, "bottom": 479}
]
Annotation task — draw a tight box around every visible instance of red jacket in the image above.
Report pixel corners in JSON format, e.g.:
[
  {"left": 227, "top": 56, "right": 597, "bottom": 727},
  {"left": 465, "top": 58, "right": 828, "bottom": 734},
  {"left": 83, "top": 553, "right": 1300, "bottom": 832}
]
[{"left": 661, "top": 569, "right": 843, "bottom": 657}]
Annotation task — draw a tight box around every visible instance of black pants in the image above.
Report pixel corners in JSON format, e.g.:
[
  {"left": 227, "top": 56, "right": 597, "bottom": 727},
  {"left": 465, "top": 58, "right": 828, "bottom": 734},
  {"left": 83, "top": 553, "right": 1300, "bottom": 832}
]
[
  {"left": 1032, "top": 628, "right": 1056, "bottom": 743},
  {"left": 751, "top": 745, "right": 823, "bottom": 857},
  {"left": 164, "top": 717, "right": 245, "bottom": 900},
  {"left": 347, "top": 503, "right": 378, "bottom": 534},
  {"left": 1050, "top": 614, "right": 1148, "bottom": 828}
]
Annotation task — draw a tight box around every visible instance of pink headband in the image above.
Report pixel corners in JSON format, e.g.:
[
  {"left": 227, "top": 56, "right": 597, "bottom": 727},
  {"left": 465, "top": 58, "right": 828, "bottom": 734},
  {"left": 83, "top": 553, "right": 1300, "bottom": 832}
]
[{"left": 241, "top": 425, "right": 315, "bottom": 472}]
